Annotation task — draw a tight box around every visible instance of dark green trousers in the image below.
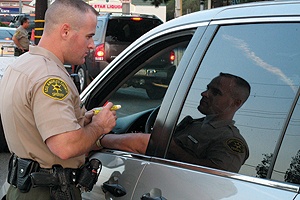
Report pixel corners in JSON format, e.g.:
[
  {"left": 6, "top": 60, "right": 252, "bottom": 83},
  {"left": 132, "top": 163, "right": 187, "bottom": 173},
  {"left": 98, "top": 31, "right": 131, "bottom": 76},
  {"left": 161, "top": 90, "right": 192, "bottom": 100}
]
[{"left": 7, "top": 184, "right": 82, "bottom": 200}]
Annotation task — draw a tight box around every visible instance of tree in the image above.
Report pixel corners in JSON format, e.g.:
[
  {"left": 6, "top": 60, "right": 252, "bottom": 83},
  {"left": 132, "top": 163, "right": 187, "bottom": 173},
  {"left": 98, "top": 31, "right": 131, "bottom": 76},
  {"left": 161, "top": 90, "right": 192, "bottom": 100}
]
[
  {"left": 285, "top": 150, "right": 300, "bottom": 184},
  {"left": 256, "top": 153, "right": 273, "bottom": 178},
  {"left": 166, "top": 0, "right": 201, "bottom": 21}
]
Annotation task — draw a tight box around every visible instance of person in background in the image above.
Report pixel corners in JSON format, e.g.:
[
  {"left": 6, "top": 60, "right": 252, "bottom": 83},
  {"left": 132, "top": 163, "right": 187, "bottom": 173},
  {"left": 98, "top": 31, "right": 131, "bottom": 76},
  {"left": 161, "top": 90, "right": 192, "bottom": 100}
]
[
  {"left": 0, "top": 0, "right": 116, "bottom": 199},
  {"left": 12, "top": 17, "right": 30, "bottom": 55},
  {"left": 95, "top": 72, "right": 251, "bottom": 173}
]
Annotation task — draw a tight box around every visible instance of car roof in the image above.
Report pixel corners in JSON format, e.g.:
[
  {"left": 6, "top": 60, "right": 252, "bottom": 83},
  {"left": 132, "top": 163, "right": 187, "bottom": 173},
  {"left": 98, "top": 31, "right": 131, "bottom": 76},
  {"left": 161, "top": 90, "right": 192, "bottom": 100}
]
[
  {"left": 80, "top": 0, "right": 300, "bottom": 99},
  {"left": 165, "top": 1, "right": 298, "bottom": 28},
  {"left": 127, "top": 0, "right": 300, "bottom": 49},
  {"left": 97, "top": 12, "right": 162, "bottom": 20},
  {"left": 0, "top": 27, "right": 16, "bottom": 31}
]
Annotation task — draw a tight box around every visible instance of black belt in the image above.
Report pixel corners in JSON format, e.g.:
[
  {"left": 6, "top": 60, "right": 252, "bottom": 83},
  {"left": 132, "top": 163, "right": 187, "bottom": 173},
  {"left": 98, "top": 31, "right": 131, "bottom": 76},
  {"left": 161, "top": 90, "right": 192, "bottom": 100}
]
[
  {"left": 8, "top": 154, "right": 101, "bottom": 194},
  {"left": 8, "top": 154, "right": 79, "bottom": 190},
  {"left": 36, "top": 167, "right": 79, "bottom": 185},
  {"left": 30, "top": 166, "right": 79, "bottom": 188}
]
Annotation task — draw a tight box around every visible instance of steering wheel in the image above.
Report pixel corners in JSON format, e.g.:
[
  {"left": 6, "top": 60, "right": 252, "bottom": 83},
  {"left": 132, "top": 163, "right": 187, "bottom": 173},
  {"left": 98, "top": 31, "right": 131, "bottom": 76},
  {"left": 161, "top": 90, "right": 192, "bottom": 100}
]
[{"left": 145, "top": 105, "right": 160, "bottom": 133}]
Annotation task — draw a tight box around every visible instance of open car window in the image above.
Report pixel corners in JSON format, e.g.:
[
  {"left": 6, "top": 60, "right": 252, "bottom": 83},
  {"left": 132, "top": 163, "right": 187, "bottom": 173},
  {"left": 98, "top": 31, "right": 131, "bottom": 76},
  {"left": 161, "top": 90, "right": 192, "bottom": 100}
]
[
  {"left": 82, "top": 30, "right": 195, "bottom": 136},
  {"left": 110, "top": 43, "right": 188, "bottom": 118},
  {"left": 108, "top": 40, "right": 191, "bottom": 134}
]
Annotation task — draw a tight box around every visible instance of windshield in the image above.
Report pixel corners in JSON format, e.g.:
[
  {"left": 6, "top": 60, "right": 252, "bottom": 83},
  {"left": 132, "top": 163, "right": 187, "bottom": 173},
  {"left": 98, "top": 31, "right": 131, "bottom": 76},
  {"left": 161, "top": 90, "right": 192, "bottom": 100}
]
[{"left": 106, "top": 18, "right": 162, "bottom": 42}]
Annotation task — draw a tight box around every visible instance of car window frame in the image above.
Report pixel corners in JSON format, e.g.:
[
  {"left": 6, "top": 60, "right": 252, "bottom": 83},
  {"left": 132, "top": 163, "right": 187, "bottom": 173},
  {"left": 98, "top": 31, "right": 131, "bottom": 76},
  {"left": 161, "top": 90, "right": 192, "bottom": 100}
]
[
  {"left": 82, "top": 29, "right": 198, "bottom": 111},
  {"left": 156, "top": 17, "right": 300, "bottom": 192},
  {"left": 147, "top": 25, "right": 216, "bottom": 157}
]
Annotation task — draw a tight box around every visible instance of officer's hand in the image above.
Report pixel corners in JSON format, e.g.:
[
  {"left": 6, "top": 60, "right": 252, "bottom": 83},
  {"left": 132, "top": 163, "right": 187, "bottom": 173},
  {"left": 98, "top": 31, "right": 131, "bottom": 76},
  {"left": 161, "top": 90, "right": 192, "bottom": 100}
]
[
  {"left": 84, "top": 110, "right": 94, "bottom": 126},
  {"left": 93, "top": 102, "right": 117, "bottom": 134}
]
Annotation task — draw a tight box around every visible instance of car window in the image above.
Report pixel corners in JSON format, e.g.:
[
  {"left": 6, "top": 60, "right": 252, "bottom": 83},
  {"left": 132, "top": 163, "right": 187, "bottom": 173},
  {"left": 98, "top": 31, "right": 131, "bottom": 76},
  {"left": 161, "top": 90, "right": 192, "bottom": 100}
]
[
  {"left": 0, "top": 15, "right": 13, "bottom": 23},
  {"left": 110, "top": 40, "right": 190, "bottom": 118},
  {"left": 0, "top": 30, "right": 14, "bottom": 39},
  {"left": 84, "top": 31, "right": 195, "bottom": 113},
  {"left": 93, "top": 20, "right": 104, "bottom": 41},
  {"left": 271, "top": 97, "right": 300, "bottom": 184},
  {"left": 169, "top": 22, "right": 300, "bottom": 182},
  {"left": 106, "top": 18, "right": 162, "bottom": 43}
]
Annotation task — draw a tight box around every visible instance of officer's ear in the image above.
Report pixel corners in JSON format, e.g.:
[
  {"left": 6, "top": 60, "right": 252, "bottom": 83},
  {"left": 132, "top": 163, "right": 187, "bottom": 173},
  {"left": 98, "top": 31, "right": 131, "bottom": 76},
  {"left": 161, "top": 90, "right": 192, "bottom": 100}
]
[
  {"left": 61, "top": 23, "right": 71, "bottom": 39},
  {"left": 234, "top": 98, "right": 243, "bottom": 109}
]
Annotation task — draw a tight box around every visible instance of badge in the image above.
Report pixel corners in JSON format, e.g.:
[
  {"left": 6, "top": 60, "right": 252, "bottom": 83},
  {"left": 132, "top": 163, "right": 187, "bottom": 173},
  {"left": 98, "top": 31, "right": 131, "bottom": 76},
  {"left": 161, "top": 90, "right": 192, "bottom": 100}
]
[
  {"left": 42, "top": 78, "right": 69, "bottom": 100},
  {"left": 226, "top": 138, "right": 245, "bottom": 153}
]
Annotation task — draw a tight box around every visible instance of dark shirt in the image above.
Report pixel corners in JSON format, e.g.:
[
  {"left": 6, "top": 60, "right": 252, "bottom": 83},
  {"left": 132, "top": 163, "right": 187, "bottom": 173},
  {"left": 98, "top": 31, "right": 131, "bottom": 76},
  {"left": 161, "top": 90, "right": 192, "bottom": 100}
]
[{"left": 169, "top": 116, "right": 249, "bottom": 173}]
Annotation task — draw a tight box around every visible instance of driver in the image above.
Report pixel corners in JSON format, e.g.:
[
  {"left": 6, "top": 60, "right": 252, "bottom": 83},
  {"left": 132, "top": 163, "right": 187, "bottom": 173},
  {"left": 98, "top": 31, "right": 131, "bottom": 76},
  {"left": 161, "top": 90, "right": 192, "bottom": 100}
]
[{"left": 96, "top": 73, "right": 251, "bottom": 173}]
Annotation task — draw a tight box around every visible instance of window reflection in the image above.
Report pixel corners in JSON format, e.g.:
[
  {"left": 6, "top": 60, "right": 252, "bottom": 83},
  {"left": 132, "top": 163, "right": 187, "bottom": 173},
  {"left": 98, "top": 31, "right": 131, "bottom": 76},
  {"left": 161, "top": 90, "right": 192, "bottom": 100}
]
[
  {"left": 177, "top": 23, "right": 300, "bottom": 179},
  {"left": 272, "top": 99, "right": 300, "bottom": 184}
]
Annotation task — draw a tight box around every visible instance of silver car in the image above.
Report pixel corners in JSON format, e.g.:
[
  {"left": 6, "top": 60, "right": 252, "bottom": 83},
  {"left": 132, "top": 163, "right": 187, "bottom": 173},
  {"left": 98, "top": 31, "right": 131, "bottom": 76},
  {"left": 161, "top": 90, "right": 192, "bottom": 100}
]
[
  {"left": 80, "top": 1, "right": 300, "bottom": 199},
  {"left": 2, "top": 0, "right": 300, "bottom": 199}
]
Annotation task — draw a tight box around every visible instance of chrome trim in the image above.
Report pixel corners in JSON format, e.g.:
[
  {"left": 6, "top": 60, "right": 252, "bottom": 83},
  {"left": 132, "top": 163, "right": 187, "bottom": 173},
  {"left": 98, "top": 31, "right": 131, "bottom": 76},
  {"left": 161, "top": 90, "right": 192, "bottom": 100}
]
[
  {"left": 147, "top": 22, "right": 209, "bottom": 39},
  {"left": 149, "top": 156, "right": 300, "bottom": 193},
  {"left": 211, "top": 16, "right": 300, "bottom": 25},
  {"left": 95, "top": 150, "right": 299, "bottom": 193}
]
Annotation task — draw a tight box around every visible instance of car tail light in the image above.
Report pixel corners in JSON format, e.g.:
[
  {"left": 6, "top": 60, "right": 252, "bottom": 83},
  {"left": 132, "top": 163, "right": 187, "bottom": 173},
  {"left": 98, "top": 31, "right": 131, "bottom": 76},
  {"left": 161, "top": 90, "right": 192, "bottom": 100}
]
[
  {"left": 170, "top": 50, "right": 175, "bottom": 63},
  {"left": 131, "top": 17, "right": 142, "bottom": 21},
  {"left": 95, "top": 44, "right": 105, "bottom": 61}
]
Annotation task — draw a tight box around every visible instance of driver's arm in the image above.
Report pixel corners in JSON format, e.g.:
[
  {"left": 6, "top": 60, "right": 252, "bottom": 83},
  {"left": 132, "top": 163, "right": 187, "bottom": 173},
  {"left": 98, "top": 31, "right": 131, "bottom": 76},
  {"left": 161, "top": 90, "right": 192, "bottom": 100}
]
[{"left": 100, "top": 133, "right": 150, "bottom": 154}]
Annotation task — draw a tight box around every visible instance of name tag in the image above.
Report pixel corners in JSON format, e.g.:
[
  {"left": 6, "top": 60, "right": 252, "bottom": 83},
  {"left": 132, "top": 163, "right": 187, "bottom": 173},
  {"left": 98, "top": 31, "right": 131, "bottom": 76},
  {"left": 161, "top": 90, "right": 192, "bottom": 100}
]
[{"left": 188, "top": 135, "right": 198, "bottom": 144}]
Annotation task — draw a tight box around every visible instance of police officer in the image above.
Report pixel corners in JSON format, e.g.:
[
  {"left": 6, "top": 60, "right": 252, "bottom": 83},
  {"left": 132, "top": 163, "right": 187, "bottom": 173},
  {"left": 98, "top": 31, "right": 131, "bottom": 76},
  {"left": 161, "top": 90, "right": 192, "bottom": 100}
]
[
  {"left": 0, "top": 0, "right": 116, "bottom": 199},
  {"left": 94, "top": 73, "right": 250, "bottom": 173},
  {"left": 12, "top": 17, "right": 30, "bottom": 56}
]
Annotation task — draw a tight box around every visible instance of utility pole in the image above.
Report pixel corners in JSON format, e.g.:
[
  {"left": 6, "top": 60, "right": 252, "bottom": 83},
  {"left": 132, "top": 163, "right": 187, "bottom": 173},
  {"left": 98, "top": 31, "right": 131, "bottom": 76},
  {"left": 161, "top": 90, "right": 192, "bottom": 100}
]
[
  {"left": 121, "top": 0, "right": 131, "bottom": 14},
  {"left": 207, "top": 0, "right": 211, "bottom": 9},
  {"left": 19, "top": 0, "right": 22, "bottom": 14},
  {"left": 200, "top": 0, "right": 204, "bottom": 11},
  {"left": 34, "top": 0, "right": 47, "bottom": 45},
  {"left": 175, "top": 0, "right": 182, "bottom": 18}
]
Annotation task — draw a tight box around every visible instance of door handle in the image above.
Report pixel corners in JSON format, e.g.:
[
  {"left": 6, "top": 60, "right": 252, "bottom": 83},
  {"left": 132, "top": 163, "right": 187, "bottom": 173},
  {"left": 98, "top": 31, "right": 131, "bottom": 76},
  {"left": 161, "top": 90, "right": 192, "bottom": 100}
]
[{"left": 102, "top": 175, "right": 126, "bottom": 197}]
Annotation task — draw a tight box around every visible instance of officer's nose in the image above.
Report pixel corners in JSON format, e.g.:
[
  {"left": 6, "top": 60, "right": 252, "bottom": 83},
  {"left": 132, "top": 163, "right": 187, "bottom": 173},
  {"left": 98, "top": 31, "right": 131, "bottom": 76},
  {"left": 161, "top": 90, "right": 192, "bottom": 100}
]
[{"left": 201, "top": 90, "right": 208, "bottom": 98}]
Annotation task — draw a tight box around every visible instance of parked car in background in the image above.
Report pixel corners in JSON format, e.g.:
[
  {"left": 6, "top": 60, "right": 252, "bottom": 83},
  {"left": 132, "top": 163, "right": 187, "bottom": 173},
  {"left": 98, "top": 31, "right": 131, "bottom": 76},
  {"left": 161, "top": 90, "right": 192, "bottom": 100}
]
[
  {"left": 0, "top": 14, "right": 13, "bottom": 26},
  {"left": 0, "top": 27, "right": 16, "bottom": 56},
  {"left": 9, "top": 13, "right": 35, "bottom": 34},
  {"left": 72, "top": 12, "right": 163, "bottom": 92},
  {"left": 2, "top": 1, "right": 300, "bottom": 199}
]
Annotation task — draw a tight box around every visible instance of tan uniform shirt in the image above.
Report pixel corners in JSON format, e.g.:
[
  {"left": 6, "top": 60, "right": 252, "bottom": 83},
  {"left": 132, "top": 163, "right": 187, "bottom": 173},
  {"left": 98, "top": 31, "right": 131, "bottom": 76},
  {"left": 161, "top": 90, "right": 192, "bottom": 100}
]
[
  {"left": 0, "top": 46, "right": 85, "bottom": 168},
  {"left": 170, "top": 116, "right": 249, "bottom": 173},
  {"left": 13, "top": 26, "right": 29, "bottom": 50}
]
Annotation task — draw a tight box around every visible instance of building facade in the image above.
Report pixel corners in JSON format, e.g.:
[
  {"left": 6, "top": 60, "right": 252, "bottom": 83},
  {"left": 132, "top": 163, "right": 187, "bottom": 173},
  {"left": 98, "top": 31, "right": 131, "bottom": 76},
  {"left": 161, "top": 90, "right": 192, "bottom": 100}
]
[
  {"left": 0, "top": 0, "right": 34, "bottom": 14},
  {"left": 88, "top": 0, "right": 166, "bottom": 22},
  {"left": 0, "top": 0, "right": 166, "bottom": 21}
]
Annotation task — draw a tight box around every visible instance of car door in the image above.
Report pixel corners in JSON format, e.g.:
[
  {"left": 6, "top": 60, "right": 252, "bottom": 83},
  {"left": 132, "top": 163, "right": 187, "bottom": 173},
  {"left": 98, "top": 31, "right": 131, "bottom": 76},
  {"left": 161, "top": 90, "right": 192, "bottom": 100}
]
[
  {"left": 80, "top": 25, "right": 198, "bottom": 199},
  {"left": 133, "top": 17, "right": 300, "bottom": 199}
]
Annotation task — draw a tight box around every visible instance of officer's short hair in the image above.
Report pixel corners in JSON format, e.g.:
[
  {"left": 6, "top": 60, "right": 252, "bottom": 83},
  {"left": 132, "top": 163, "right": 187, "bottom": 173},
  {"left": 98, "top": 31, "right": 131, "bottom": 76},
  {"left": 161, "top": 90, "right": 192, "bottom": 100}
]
[
  {"left": 219, "top": 72, "right": 251, "bottom": 104},
  {"left": 20, "top": 17, "right": 29, "bottom": 25}
]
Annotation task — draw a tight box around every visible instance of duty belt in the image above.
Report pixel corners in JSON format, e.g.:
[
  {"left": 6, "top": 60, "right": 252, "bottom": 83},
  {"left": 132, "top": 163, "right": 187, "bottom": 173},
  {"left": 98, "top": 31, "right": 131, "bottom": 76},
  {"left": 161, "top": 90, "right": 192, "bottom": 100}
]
[
  {"left": 7, "top": 153, "right": 101, "bottom": 195},
  {"left": 7, "top": 154, "right": 78, "bottom": 192}
]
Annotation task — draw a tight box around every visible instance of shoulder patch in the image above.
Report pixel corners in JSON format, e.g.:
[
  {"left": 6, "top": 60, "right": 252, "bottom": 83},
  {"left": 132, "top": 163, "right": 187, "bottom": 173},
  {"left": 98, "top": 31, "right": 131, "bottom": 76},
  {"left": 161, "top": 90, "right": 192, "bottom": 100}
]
[
  {"left": 42, "top": 78, "right": 69, "bottom": 100},
  {"left": 226, "top": 138, "right": 245, "bottom": 153}
]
